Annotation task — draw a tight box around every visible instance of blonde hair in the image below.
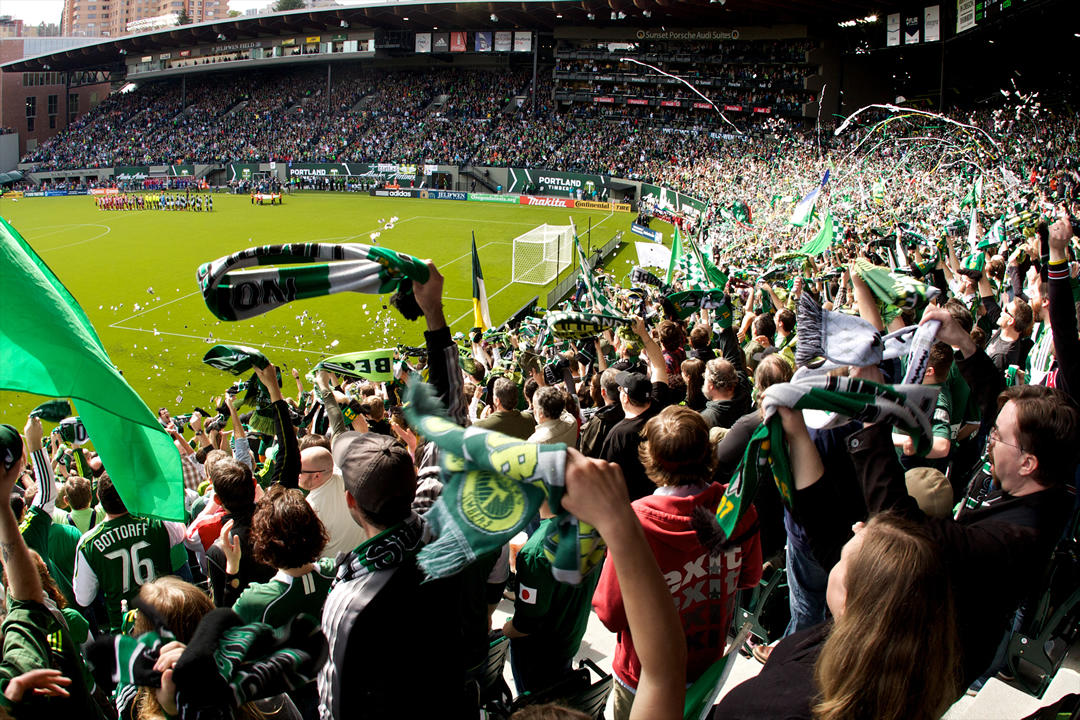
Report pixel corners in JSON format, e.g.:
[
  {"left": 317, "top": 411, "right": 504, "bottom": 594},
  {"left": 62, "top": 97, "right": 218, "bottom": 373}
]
[{"left": 813, "top": 514, "right": 960, "bottom": 720}]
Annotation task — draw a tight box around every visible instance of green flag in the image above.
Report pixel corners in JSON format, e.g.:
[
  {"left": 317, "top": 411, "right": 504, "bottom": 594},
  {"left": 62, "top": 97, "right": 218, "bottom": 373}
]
[
  {"left": 665, "top": 226, "right": 682, "bottom": 285},
  {"left": 798, "top": 211, "right": 835, "bottom": 256},
  {"left": 0, "top": 217, "right": 184, "bottom": 520},
  {"left": 575, "top": 234, "right": 621, "bottom": 316}
]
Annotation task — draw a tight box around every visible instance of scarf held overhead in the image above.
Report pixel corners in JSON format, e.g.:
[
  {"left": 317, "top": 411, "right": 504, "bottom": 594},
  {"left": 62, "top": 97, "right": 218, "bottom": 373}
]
[
  {"left": 699, "top": 376, "right": 939, "bottom": 547},
  {"left": 402, "top": 381, "right": 604, "bottom": 584},
  {"left": 196, "top": 243, "right": 430, "bottom": 322}
]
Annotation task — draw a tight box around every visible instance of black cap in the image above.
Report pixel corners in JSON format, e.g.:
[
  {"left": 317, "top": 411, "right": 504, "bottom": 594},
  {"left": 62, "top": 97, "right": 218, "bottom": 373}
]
[
  {"left": 332, "top": 432, "right": 416, "bottom": 523},
  {"left": 0, "top": 425, "right": 23, "bottom": 472},
  {"left": 615, "top": 371, "right": 651, "bottom": 405}
]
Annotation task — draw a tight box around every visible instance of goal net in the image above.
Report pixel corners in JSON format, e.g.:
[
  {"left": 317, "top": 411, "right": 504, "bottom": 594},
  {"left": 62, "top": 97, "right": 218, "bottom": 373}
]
[{"left": 511, "top": 224, "right": 574, "bottom": 285}]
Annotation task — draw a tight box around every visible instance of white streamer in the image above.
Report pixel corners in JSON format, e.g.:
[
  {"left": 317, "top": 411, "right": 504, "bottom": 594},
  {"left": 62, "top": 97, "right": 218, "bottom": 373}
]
[{"left": 618, "top": 57, "right": 743, "bottom": 136}]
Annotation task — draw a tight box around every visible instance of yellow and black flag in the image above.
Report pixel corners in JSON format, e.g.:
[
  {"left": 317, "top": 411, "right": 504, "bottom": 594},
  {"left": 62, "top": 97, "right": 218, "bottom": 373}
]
[{"left": 471, "top": 233, "right": 492, "bottom": 330}]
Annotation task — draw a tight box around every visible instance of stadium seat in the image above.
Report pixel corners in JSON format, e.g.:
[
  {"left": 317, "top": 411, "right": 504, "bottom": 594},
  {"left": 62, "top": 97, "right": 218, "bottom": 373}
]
[
  {"left": 1006, "top": 498, "right": 1080, "bottom": 698},
  {"left": 509, "top": 658, "right": 612, "bottom": 720},
  {"left": 477, "top": 633, "right": 513, "bottom": 716},
  {"left": 683, "top": 622, "right": 754, "bottom": 720},
  {"left": 734, "top": 562, "right": 789, "bottom": 647}
]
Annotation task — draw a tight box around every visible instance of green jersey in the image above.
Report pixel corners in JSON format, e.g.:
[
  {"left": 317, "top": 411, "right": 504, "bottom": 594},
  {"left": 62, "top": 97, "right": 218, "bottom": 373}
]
[
  {"left": 511, "top": 519, "right": 601, "bottom": 663},
  {"left": 74, "top": 516, "right": 185, "bottom": 632},
  {"left": 232, "top": 557, "right": 336, "bottom": 627}
]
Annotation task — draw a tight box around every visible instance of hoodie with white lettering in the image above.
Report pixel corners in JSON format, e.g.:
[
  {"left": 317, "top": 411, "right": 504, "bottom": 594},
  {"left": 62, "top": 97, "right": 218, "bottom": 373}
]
[{"left": 592, "top": 482, "right": 761, "bottom": 691}]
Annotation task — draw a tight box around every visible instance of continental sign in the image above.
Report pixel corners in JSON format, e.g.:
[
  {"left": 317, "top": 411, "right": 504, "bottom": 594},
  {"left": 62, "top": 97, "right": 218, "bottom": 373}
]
[
  {"left": 519, "top": 195, "right": 576, "bottom": 208},
  {"left": 576, "top": 200, "right": 631, "bottom": 213}
]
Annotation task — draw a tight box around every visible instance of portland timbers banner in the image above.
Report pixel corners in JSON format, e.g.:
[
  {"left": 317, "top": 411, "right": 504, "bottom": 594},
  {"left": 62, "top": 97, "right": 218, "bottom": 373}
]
[
  {"left": 286, "top": 163, "right": 420, "bottom": 184},
  {"left": 506, "top": 168, "right": 610, "bottom": 198}
]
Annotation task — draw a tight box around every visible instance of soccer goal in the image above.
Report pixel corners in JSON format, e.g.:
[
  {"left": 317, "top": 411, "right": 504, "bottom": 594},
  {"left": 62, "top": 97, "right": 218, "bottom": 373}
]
[{"left": 511, "top": 224, "right": 575, "bottom": 285}]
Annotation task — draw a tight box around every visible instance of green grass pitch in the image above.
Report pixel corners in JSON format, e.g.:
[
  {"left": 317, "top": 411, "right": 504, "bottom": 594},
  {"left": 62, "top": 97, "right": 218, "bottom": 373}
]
[{"left": 1, "top": 191, "right": 648, "bottom": 421}]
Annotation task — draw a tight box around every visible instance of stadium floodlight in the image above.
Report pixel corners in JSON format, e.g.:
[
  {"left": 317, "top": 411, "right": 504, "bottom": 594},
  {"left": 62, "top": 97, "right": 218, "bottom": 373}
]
[
  {"left": 587, "top": 12, "right": 595, "bottom": 20},
  {"left": 512, "top": 225, "right": 574, "bottom": 286},
  {"left": 490, "top": 13, "right": 498, "bottom": 21},
  {"left": 642, "top": 10, "right": 651, "bottom": 18},
  {"left": 217, "top": 33, "right": 227, "bottom": 40},
  {"left": 611, "top": 11, "right": 617, "bottom": 20},
  {"left": 340, "top": 20, "right": 349, "bottom": 28}
]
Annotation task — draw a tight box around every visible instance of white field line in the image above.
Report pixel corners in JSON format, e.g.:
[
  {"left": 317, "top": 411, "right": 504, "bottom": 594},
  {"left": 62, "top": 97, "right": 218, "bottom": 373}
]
[
  {"left": 108, "top": 324, "right": 320, "bottom": 355},
  {"left": 446, "top": 210, "right": 617, "bottom": 328},
  {"left": 35, "top": 224, "right": 112, "bottom": 252},
  {"left": 109, "top": 290, "right": 202, "bottom": 327}
]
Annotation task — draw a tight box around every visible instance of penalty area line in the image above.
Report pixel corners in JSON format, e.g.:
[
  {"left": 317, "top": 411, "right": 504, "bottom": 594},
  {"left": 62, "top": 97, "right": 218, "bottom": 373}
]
[{"left": 109, "top": 323, "right": 325, "bottom": 355}]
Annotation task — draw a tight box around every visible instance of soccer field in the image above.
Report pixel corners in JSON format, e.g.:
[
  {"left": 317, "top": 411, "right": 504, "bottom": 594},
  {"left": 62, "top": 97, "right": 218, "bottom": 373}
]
[{"left": 1, "top": 191, "right": 647, "bottom": 421}]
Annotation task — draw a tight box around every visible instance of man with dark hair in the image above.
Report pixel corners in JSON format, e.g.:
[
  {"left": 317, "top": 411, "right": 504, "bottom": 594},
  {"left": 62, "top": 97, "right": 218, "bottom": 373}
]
[
  {"left": 700, "top": 358, "right": 750, "bottom": 429},
  {"left": 319, "top": 261, "right": 468, "bottom": 720},
  {"left": 205, "top": 458, "right": 276, "bottom": 606},
  {"left": 600, "top": 318, "right": 672, "bottom": 501},
  {"left": 474, "top": 377, "right": 535, "bottom": 439},
  {"left": 73, "top": 473, "right": 186, "bottom": 633},
  {"left": 687, "top": 325, "right": 716, "bottom": 362},
  {"left": 579, "top": 368, "right": 624, "bottom": 458},
  {"left": 527, "top": 387, "right": 577, "bottom": 447},
  {"left": 744, "top": 313, "right": 776, "bottom": 374},
  {"left": 846, "top": 306, "right": 1080, "bottom": 689},
  {"left": 986, "top": 296, "right": 1035, "bottom": 374}
]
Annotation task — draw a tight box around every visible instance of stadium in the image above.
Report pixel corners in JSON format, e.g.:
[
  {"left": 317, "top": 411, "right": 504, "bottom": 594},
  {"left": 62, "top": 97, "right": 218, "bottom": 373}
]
[{"left": 0, "top": 0, "right": 1078, "bottom": 718}]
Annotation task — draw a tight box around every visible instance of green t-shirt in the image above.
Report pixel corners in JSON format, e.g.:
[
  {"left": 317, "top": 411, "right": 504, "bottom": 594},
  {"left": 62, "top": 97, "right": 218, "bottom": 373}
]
[
  {"left": 48, "top": 520, "right": 82, "bottom": 607},
  {"left": 232, "top": 557, "right": 336, "bottom": 627},
  {"left": 511, "top": 519, "right": 602, "bottom": 663},
  {"left": 74, "top": 516, "right": 182, "bottom": 633}
]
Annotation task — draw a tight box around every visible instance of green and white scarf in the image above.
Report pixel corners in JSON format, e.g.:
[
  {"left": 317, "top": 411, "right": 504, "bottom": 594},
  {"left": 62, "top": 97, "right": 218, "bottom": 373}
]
[
  {"left": 29, "top": 398, "right": 72, "bottom": 422},
  {"left": 202, "top": 344, "right": 269, "bottom": 375},
  {"left": 316, "top": 348, "right": 395, "bottom": 382},
  {"left": 196, "top": 243, "right": 430, "bottom": 322},
  {"left": 403, "top": 381, "right": 603, "bottom": 584},
  {"left": 851, "top": 258, "right": 939, "bottom": 326},
  {"left": 545, "top": 310, "right": 634, "bottom": 341},
  {"left": 700, "top": 376, "right": 939, "bottom": 546},
  {"left": 666, "top": 290, "right": 733, "bottom": 328}
]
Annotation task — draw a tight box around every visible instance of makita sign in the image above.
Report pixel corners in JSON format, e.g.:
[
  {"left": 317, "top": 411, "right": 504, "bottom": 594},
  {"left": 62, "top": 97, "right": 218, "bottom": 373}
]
[{"left": 519, "top": 195, "right": 576, "bottom": 208}]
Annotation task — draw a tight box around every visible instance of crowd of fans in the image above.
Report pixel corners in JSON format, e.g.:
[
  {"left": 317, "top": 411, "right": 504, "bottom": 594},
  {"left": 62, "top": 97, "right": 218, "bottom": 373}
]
[{"left": 4, "top": 53, "right": 1080, "bottom": 720}]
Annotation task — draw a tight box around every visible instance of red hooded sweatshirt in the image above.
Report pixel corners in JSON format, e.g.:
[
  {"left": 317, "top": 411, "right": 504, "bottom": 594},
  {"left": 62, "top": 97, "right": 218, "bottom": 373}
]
[{"left": 592, "top": 482, "right": 762, "bottom": 690}]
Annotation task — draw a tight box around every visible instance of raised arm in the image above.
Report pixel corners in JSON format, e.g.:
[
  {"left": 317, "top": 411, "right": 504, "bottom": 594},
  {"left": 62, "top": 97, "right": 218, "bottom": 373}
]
[
  {"left": 254, "top": 362, "right": 299, "bottom": 490},
  {"left": 414, "top": 261, "right": 467, "bottom": 425},
  {"left": 0, "top": 448, "right": 43, "bottom": 604},
  {"left": 634, "top": 317, "right": 668, "bottom": 385},
  {"left": 562, "top": 449, "right": 685, "bottom": 720}
]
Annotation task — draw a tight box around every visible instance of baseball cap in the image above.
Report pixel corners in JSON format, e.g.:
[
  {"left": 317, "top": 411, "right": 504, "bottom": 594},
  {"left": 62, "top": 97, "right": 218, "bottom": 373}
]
[
  {"left": 332, "top": 431, "right": 416, "bottom": 523},
  {"left": 905, "top": 467, "right": 953, "bottom": 519},
  {"left": 0, "top": 424, "right": 23, "bottom": 472},
  {"left": 616, "top": 371, "right": 651, "bottom": 405}
]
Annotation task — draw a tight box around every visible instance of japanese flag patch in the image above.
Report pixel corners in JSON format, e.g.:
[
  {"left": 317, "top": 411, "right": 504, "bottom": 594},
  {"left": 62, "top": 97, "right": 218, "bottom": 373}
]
[{"left": 519, "top": 584, "right": 538, "bottom": 605}]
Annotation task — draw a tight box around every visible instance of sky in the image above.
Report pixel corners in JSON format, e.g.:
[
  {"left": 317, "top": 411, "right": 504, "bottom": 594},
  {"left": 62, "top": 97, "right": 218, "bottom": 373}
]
[{"left": 0, "top": 0, "right": 274, "bottom": 26}]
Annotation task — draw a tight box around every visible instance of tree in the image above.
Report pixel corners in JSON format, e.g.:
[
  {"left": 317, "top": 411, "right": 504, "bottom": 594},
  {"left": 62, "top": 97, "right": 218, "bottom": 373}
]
[
  {"left": 227, "top": 10, "right": 242, "bottom": 18},
  {"left": 274, "top": 0, "right": 307, "bottom": 11},
  {"left": 176, "top": 8, "right": 193, "bottom": 25}
]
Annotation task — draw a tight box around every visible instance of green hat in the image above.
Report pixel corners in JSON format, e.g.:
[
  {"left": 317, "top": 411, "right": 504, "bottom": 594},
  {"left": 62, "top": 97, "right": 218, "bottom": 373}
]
[{"left": 962, "top": 252, "right": 986, "bottom": 274}]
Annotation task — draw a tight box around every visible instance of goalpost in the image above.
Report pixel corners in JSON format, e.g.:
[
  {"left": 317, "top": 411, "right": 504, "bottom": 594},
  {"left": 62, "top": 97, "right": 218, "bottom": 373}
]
[{"left": 511, "top": 224, "right": 575, "bottom": 285}]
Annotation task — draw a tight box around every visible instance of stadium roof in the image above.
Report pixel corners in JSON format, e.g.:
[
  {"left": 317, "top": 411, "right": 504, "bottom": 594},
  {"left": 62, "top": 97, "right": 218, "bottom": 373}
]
[{"left": 2, "top": 0, "right": 918, "bottom": 73}]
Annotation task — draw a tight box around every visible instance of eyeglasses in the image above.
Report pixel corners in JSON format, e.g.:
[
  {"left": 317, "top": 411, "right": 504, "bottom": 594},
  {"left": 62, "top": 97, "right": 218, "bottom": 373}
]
[
  {"left": 299, "top": 467, "right": 331, "bottom": 475},
  {"left": 989, "top": 425, "right": 1027, "bottom": 453}
]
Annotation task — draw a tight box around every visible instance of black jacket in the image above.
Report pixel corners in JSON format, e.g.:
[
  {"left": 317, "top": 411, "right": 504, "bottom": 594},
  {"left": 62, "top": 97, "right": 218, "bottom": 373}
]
[{"left": 711, "top": 624, "right": 826, "bottom": 720}]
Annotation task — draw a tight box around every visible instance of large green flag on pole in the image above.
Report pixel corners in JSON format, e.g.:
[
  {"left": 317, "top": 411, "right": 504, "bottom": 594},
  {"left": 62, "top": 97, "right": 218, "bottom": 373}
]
[
  {"left": 665, "top": 226, "right": 682, "bottom": 285},
  {"left": 799, "top": 211, "right": 835, "bottom": 256},
  {"left": 0, "top": 217, "right": 184, "bottom": 520}
]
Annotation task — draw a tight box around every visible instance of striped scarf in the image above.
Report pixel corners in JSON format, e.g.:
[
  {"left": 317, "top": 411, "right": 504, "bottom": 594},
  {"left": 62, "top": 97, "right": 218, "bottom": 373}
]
[
  {"left": 196, "top": 243, "right": 430, "bottom": 322},
  {"left": 546, "top": 310, "right": 634, "bottom": 341},
  {"left": 403, "top": 381, "right": 603, "bottom": 585},
  {"left": 696, "top": 376, "right": 939, "bottom": 547}
]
